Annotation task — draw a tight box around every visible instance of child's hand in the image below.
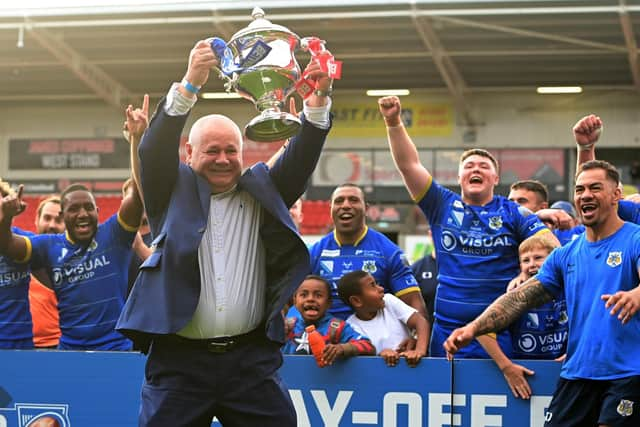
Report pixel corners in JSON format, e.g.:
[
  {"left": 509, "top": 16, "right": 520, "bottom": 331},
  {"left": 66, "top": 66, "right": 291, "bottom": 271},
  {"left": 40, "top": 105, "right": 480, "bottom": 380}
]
[
  {"left": 380, "top": 349, "right": 400, "bottom": 367},
  {"left": 395, "top": 337, "right": 416, "bottom": 352},
  {"left": 400, "top": 349, "right": 425, "bottom": 367},
  {"left": 322, "top": 344, "right": 344, "bottom": 365},
  {"left": 284, "top": 317, "right": 296, "bottom": 336}
]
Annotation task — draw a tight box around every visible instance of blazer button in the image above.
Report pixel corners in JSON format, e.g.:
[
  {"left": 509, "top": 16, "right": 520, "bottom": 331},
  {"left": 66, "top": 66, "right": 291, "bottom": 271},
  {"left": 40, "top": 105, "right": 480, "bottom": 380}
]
[{"left": 197, "top": 227, "right": 205, "bottom": 233}]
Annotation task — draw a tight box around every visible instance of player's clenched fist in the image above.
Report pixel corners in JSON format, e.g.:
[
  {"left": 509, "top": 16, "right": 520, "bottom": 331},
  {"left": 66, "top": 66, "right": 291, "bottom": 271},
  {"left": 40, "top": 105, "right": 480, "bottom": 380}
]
[{"left": 378, "top": 96, "right": 402, "bottom": 127}]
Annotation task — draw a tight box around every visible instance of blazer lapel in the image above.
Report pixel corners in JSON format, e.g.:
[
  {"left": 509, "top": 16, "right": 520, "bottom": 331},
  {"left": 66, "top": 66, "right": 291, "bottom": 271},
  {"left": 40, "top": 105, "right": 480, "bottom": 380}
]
[
  {"left": 195, "top": 173, "right": 212, "bottom": 216},
  {"left": 240, "top": 166, "right": 295, "bottom": 231}
]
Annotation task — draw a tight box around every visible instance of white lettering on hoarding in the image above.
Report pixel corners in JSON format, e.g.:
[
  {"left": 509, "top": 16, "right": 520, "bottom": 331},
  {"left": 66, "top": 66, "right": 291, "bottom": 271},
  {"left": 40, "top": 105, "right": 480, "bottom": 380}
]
[
  {"left": 383, "top": 392, "right": 422, "bottom": 426},
  {"left": 310, "top": 390, "right": 353, "bottom": 427},
  {"left": 530, "top": 396, "right": 552, "bottom": 427},
  {"left": 289, "top": 389, "right": 553, "bottom": 427},
  {"left": 471, "top": 395, "right": 506, "bottom": 427},
  {"left": 429, "top": 393, "right": 465, "bottom": 426}
]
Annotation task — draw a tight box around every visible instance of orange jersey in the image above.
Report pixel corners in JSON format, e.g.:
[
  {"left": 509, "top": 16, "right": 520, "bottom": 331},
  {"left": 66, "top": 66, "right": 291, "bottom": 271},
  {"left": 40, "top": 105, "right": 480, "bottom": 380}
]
[{"left": 28, "top": 278, "right": 61, "bottom": 348}]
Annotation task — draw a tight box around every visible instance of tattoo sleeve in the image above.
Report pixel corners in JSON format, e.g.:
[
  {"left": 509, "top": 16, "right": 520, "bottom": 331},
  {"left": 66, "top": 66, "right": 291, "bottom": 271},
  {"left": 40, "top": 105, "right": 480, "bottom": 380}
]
[{"left": 471, "top": 278, "right": 553, "bottom": 336}]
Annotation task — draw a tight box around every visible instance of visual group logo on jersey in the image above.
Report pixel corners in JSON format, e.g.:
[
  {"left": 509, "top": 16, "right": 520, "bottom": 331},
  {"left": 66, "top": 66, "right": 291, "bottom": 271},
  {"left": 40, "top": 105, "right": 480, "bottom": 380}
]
[
  {"left": 441, "top": 230, "right": 457, "bottom": 251},
  {"left": 51, "top": 255, "right": 111, "bottom": 287},
  {"left": 0, "top": 403, "right": 70, "bottom": 427},
  {"left": 518, "top": 333, "right": 537, "bottom": 353},
  {"left": 440, "top": 229, "right": 513, "bottom": 255},
  {"left": 0, "top": 270, "right": 29, "bottom": 287}
]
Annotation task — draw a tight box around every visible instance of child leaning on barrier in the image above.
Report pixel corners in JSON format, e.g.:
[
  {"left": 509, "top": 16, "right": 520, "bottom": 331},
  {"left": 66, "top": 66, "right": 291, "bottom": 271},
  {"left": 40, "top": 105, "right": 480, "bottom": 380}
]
[
  {"left": 478, "top": 235, "right": 566, "bottom": 400},
  {"left": 282, "top": 275, "right": 375, "bottom": 366},
  {"left": 338, "top": 270, "right": 429, "bottom": 367}
]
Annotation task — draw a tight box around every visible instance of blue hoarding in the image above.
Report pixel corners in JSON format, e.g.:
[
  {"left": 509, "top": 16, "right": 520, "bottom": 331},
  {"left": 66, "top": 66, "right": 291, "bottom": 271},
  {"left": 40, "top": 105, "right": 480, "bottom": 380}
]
[{"left": 0, "top": 351, "right": 561, "bottom": 426}]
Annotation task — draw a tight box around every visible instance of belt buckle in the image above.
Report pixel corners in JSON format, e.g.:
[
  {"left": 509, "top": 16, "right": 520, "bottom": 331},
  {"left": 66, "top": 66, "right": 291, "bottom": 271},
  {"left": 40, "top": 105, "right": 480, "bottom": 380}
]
[{"left": 207, "top": 340, "right": 235, "bottom": 353}]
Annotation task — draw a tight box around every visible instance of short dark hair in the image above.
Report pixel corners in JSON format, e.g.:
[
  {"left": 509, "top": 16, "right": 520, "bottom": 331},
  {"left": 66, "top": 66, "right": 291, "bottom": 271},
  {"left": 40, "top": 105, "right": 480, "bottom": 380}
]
[
  {"left": 337, "top": 270, "right": 369, "bottom": 308},
  {"left": 576, "top": 160, "right": 620, "bottom": 185},
  {"left": 460, "top": 149, "right": 499, "bottom": 174},
  {"left": 332, "top": 183, "right": 366, "bottom": 205},
  {"left": 510, "top": 180, "right": 549, "bottom": 203},
  {"left": 60, "top": 184, "right": 92, "bottom": 210},
  {"left": 36, "top": 196, "right": 61, "bottom": 219},
  {"left": 298, "top": 275, "right": 332, "bottom": 299}
]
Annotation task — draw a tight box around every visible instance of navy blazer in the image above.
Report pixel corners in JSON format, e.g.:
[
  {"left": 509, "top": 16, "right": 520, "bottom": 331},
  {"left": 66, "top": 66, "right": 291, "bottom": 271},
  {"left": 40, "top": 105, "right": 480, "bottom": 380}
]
[{"left": 116, "top": 100, "right": 330, "bottom": 351}]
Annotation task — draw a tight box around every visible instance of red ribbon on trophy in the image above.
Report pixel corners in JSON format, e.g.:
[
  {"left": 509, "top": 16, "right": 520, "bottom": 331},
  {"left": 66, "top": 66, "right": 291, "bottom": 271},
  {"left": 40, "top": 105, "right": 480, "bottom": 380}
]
[{"left": 295, "top": 37, "right": 342, "bottom": 99}]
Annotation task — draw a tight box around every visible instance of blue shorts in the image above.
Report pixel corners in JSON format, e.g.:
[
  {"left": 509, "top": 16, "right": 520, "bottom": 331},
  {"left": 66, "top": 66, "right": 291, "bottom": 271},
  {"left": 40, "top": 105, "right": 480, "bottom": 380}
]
[{"left": 544, "top": 376, "right": 640, "bottom": 427}]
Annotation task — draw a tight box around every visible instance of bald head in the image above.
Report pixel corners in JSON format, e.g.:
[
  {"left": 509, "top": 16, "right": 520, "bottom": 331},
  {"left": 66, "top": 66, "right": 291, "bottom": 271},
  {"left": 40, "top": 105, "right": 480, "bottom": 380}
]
[
  {"left": 188, "top": 114, "right": 243, "bottom": 150},
  {"left": 186, "top": 114, "right": 244, "bottom": 193}
]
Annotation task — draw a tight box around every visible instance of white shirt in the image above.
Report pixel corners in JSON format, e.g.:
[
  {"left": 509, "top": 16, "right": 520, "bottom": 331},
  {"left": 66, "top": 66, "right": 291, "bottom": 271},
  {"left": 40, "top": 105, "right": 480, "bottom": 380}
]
[
  {"left": 347, "top": 294, "right": 416, "bottom": 354},
  {"left": 178, "top": 188, "right": 266, "bottom": 338}
]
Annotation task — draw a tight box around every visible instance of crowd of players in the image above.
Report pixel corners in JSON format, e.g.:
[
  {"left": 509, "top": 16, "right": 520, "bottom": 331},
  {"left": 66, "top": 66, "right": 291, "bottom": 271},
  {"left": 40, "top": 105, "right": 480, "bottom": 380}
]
[{"left": 0, "top": 71, "right": 639, "bottom": 426}]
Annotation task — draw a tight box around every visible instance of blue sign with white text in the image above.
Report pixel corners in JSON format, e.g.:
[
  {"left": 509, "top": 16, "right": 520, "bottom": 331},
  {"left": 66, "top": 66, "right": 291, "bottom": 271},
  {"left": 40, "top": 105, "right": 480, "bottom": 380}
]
[{"left": 0, "top": 351, "right": 561, "bottom": 426}]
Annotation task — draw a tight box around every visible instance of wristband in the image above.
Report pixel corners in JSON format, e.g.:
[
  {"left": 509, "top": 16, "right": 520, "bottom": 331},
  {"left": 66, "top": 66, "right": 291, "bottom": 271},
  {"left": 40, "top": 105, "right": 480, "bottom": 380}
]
[
  {"left": 314, "top": 88, "right": 333, "bottom": 97},
  {"left": 181, "top": 79, "right": 201, "bottom": 95},
  {"left": 578, "top": 143, "right": 594, "bottom": 152}
]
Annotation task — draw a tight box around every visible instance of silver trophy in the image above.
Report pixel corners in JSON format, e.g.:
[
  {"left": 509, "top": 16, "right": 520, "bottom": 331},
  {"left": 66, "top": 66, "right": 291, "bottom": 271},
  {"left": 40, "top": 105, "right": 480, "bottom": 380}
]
[{"left": 211, "top": 7, "right": 312, "bottom": 142}]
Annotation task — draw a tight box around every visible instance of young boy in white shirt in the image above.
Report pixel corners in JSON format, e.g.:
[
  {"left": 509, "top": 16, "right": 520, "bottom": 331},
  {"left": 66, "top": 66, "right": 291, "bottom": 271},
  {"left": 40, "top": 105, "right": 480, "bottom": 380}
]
[{"left": 337, "top": 270, "right": 430, "bottom": 367}]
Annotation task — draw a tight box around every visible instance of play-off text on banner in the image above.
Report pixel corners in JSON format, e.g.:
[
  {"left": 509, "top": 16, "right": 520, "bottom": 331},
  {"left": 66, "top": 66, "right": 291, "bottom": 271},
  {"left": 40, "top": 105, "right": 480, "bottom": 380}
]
[{"left": 331, "top": 102, "right": 452, "bottom": 137}]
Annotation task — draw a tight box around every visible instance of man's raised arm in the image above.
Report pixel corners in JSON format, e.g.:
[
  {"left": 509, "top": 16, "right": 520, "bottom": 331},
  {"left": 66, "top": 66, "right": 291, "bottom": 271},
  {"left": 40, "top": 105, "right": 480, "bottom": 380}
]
[
  {"left": 378, "top": 96, "right": 432, "bottom": 200},
  {"left": 443, "top": 278, "right": 553, "bottom": 357},
  {"left": 0, "top": 185, "right": 30, "bottom": 262},
  {"left": 573, "top": 114, "right": 602, "bottom": 170}
]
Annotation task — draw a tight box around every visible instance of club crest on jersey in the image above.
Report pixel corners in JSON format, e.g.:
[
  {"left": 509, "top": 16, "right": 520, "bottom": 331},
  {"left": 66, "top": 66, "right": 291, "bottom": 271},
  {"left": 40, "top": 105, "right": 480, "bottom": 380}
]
[
  {"left": 488, "top": 216, "right": 503, "bottom": 230},
  {"left": 362, "top": 260, "right": 377, "bottom": 274},
  {"left": 606, "top": 251, "right": 622, "bottom": 267},
  {"left": 617, "top": 399, "right": 633, "bottom": 416}
]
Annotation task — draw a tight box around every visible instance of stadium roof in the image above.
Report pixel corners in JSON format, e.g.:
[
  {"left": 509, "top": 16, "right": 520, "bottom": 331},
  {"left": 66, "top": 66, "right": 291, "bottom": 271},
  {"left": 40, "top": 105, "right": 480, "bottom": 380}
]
[{"left": 1, "top": 0, "right": 639, "bottom": 127}]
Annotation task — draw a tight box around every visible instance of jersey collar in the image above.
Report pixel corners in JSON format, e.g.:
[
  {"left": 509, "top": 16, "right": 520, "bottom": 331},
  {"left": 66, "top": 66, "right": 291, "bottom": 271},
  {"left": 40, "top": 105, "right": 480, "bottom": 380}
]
[{"left": 333, "top": 225, "right": 368, "bottom": 247}]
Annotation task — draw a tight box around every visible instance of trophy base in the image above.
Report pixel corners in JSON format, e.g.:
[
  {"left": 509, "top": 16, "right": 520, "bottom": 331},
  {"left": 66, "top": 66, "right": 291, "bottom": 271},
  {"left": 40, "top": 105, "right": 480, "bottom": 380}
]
[{"left": 245, "top": 111, "right": 301, "bottom": 143}]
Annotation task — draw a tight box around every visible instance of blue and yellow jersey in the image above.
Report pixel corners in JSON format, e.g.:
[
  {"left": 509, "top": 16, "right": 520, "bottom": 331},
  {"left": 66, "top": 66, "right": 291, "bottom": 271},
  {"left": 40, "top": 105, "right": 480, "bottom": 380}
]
[
  {"left": 417, "top": 179, "right": 549, "bottom": 327},
  {"left": 510, "top": 299, "right": 568, "bottom": 359},
  {"left": 0, "top": 227, "right": 35, "bottom": 346},
  {"left": 309, "top": 227, "right": 419, "bottom": 319},
  {"left": 25, "top": 214, "right": 136, "bottom": 350}
]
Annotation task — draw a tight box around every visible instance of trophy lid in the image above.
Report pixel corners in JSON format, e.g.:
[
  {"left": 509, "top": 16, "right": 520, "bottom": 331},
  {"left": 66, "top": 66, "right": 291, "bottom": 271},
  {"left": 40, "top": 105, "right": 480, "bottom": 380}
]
[{"left": 230, "top": 7, "right": 298, "bottom": 40}]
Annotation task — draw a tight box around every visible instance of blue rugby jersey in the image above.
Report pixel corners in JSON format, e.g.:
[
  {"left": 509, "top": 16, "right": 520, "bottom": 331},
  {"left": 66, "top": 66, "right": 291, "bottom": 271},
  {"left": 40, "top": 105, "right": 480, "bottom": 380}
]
[
  {"left": 510, "top": 299, "right": 568, "bottom": 359},
  {"left": 554, "top": 224, "right": 585, "bottom": 246},
  {"left": 417, "top": 179, "right": 549, "bottom": 327},
  {"left": 536, "top": 222, "right": 640, "bottom": 380},
  {"left": 309, "top": 227, "right": 420, "bottom": 319},
  {"left": 0, "top": 227, "right": 35, "bottom": 347},
  {"left": 26, "top": 214, "right": 136, "bottom": 350},
  {"left": 619, "top": 199, "right": 640, "bottom": 224}
]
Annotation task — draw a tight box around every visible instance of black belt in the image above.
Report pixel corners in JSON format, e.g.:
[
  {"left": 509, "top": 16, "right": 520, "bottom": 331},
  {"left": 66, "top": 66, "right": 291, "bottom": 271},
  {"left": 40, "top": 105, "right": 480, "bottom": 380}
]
[{"left": 157, "top": 326, "right": 265, "bottom": 353}]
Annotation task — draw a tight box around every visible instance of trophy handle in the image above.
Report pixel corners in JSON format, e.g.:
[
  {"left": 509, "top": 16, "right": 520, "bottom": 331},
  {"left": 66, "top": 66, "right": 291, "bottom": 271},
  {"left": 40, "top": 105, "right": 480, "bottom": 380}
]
[
  {"left": 209, "top": 37, "right": 235, "bottom": 79},
  {"left": 300, "top": 37, "right": 327, "bottom": 54}
]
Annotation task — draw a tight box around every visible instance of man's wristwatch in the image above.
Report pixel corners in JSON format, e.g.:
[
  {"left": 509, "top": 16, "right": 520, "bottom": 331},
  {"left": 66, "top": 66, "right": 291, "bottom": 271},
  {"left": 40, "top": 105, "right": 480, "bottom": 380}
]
[{"left": 314, "top": 88, "right": 333, "bottom": 97}]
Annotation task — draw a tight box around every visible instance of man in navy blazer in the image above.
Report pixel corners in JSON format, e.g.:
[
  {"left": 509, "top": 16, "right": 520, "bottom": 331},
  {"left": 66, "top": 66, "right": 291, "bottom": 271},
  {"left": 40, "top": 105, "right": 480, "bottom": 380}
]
[{"left": 117, "top": 39, "right": 332, "bottom": 427}]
